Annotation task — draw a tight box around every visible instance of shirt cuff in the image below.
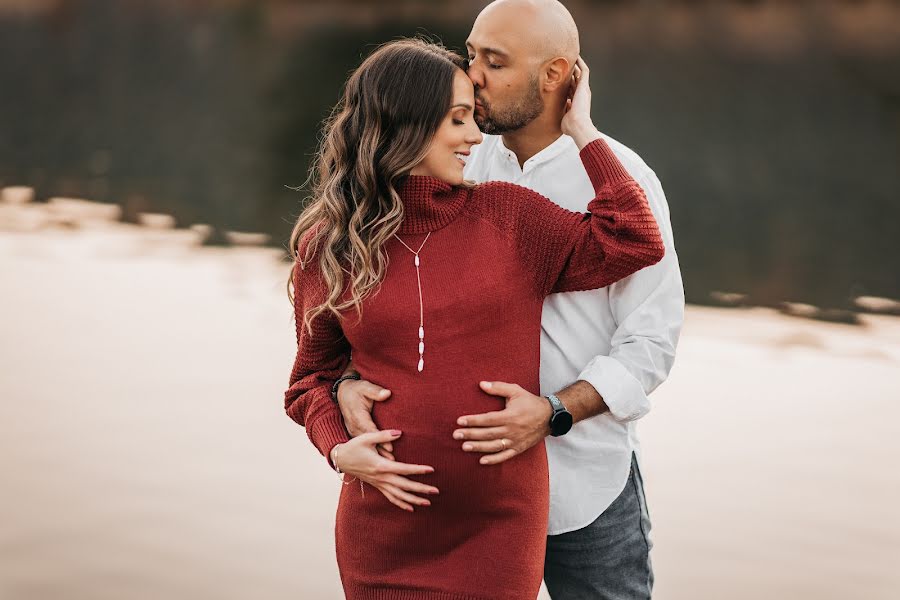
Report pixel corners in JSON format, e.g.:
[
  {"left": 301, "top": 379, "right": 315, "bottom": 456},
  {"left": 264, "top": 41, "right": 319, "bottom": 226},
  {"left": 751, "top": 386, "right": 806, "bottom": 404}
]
[{"left": 576, "top": 355, "right": 651, "bottom": 423}]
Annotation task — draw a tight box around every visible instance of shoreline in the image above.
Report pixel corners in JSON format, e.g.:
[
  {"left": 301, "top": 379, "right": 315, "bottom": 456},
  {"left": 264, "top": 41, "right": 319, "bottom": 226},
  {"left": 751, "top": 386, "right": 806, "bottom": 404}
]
[{"left": 2, "top": 198, "right": 899, "bottom": 599}]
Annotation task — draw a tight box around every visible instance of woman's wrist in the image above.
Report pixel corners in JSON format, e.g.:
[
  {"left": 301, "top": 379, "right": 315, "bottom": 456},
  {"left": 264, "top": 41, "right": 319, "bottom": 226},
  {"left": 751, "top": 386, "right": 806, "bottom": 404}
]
[
  {"left": 330, "top": 443, "right": 345, "bottom": 472},
  {"left": 569, "top": 122, "right": 601, "bottom": 150}
]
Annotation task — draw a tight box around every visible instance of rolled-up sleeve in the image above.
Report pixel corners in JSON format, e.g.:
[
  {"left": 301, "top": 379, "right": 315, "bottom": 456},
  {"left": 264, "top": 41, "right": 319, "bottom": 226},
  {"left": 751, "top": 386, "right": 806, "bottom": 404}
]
[{"left": 576, "top": 170, "right": 684, "bottom": 422}]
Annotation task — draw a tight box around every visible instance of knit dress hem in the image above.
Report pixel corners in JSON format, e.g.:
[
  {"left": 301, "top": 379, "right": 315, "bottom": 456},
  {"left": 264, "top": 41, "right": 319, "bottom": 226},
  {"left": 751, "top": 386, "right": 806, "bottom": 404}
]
[{"left": 342, "top": 584, "right": 499, "bottom": 600}]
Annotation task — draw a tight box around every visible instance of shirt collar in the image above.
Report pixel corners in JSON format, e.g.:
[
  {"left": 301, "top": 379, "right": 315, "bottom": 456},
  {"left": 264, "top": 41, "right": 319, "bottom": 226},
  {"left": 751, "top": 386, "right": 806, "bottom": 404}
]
[{"left": 494, "top": 133, "right": 573, "bottom": 172}]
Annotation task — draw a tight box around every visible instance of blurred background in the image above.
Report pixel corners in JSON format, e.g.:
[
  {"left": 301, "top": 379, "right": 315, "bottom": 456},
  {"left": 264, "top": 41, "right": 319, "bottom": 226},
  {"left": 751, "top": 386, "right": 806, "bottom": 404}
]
[{"left": 1, "top": 1, "right": 898, "bottom": 599}]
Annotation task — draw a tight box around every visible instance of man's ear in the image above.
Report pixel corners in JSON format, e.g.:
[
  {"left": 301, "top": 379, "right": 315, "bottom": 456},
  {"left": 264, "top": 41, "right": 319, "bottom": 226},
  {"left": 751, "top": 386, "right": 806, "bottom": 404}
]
[{"left": 542, "top": 56, "right": 572, "bottom": 92}]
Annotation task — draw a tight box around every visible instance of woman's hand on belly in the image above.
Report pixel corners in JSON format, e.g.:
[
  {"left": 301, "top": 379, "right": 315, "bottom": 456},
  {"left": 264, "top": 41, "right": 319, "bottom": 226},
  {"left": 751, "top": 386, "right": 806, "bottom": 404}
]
[{"left": 330, "top": 430, "right": 440, "bottom": 512}]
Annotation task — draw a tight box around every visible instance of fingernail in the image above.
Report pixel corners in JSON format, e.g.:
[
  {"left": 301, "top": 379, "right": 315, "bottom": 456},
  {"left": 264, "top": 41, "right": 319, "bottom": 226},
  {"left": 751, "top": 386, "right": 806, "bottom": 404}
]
[
  {"left": 453, "top": 431, "right": 464, "bottom": 440},
  {"left": 430, "top": 489, "right": 440, "bottom": 495},
  {"left": 390, "top": 429, "right": 402, "bottom": 436},
  {"left": 458, "top": 418, "right": 467, "bottom": 426},
  {"left": 463, "top": 443, "right": 473, "bottom": 451},
  {"left": 481, "top": 381, "right": 492, "bottom": 388},
  {"left": 422, "top": 500, "right": 431, "bottom": 506}
]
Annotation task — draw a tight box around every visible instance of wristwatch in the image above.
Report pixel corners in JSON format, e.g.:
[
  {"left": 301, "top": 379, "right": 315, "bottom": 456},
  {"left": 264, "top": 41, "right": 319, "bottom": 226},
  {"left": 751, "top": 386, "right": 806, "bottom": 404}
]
[
  {"left": 545, "top": 393, "right": 573, "bottom": 437},
  {"left": 331, "top": 373, "right": 361, "bottom": 403}
]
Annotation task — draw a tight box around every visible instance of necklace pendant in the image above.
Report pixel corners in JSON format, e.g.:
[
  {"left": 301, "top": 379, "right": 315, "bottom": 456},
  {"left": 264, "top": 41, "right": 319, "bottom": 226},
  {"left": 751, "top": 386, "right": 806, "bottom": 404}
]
[
  {"left": 394, "top": 233, "right": 432, "bottom": 375},
  {"left": 417, "top": 327, "right": 425, "bottom": 372}
]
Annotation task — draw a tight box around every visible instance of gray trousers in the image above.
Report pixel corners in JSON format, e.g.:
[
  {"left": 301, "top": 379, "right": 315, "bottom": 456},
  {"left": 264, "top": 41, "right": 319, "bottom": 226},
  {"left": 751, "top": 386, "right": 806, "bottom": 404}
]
[{"left": 543, "top": 452, "right": 654, "bottom": 600}]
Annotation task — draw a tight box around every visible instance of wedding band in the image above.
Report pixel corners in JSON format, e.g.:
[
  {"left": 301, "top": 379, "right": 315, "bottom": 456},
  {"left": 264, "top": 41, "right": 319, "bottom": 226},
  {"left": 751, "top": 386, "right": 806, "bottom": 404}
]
[{"left": 500, "top": 439, "right": 507, "bottom": 450}]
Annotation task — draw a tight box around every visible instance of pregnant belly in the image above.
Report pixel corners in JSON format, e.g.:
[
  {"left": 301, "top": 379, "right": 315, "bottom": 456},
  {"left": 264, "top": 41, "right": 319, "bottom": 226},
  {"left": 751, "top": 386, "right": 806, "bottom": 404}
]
[{"left": 370, "top": 390, "right": 548, "bottom": 512}]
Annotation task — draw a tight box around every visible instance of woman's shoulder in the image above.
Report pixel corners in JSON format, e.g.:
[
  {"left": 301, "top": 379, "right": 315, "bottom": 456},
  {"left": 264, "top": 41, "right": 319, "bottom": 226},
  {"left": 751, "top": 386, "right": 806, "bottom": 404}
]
[
  {"left": 463, "top": 180, "right": 567, "bottom": 238},
  {"left": 468, "top": 180, "right": 546, "bottom": 205},
  {"left": 293, "top": 221, "right": 330, "bottom": 278},
  {"left": 466, "top": 180, "right": 558, "bottom": 218},
  {"left": 296, "top": 220, "right": 329, "bottom": 254}
]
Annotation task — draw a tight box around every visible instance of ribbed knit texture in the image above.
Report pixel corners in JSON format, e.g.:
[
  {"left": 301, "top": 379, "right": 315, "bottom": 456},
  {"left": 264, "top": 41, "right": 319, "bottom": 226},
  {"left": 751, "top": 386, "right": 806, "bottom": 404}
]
[{"left": 284, "top": 138, "right": 664, "bottom": 600}]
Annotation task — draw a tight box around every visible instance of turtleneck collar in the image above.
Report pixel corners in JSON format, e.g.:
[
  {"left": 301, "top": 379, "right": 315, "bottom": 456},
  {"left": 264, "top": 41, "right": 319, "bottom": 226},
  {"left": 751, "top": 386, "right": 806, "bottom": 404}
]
[{"left": 395, "top": 175, "right": 469, "bottom": 234}]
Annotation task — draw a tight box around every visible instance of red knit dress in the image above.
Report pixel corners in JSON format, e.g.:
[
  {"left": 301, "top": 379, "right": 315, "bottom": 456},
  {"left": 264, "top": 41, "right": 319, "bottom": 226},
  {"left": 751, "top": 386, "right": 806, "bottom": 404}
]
[{"left": 285, "top": 138, "right": 664, "bottom": 600}]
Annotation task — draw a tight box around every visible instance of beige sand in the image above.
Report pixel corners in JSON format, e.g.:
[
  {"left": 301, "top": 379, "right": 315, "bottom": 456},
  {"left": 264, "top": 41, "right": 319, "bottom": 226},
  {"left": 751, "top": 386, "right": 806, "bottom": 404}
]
[{"left": 1, "top": 203, "right": 898, "bottom": 599}]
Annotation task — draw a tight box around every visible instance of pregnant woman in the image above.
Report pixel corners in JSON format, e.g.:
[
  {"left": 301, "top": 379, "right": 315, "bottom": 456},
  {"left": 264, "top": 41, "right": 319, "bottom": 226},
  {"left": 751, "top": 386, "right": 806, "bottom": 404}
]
[{"left": 284, "top": 38, "right": 664, "bottom": 600}]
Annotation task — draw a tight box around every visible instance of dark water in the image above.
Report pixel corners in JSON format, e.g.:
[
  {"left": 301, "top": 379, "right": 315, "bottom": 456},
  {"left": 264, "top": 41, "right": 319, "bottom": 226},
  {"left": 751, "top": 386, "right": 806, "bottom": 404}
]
[{"left": 2, "top": 0, "right": 898, "bottom": 309}]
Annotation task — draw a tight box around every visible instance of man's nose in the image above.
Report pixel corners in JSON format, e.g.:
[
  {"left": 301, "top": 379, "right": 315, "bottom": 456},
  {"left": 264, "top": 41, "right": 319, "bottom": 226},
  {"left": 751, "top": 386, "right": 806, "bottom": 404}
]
[{"left": 467, "top": 64, "right": 484, "bottom": 90}]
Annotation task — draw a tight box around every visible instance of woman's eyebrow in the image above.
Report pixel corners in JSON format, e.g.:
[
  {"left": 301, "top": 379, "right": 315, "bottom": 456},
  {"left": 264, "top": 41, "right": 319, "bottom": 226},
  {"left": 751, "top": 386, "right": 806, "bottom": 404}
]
[{"left": 451, "top": 103, "right": 473, "bottom": 110}]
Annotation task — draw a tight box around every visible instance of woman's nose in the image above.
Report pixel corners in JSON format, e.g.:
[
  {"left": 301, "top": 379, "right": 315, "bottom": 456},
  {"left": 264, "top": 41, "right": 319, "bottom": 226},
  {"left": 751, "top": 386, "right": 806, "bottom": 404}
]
[{"left": 468, "top": 126, "right": 483, "bottom": 144}]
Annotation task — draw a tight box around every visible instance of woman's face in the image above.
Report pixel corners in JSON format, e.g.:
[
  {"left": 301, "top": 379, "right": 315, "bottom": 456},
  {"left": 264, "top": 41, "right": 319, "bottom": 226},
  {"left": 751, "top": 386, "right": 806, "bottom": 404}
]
[{"left": 411, "top": 68, "right": 483, "bottom": 185}]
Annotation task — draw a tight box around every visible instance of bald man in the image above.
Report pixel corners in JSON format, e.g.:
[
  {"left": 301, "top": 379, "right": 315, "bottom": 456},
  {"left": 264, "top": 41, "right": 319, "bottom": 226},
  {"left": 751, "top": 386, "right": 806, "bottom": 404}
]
[{"left": 336, "top": 1, "right": 684, "bottom": 598}]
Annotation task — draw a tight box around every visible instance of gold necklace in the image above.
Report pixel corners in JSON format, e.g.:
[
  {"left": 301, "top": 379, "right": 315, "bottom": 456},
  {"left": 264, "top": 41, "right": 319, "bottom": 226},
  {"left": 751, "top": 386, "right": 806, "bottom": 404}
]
[{"left": 393, "top": 231, "right": 431, "bottom": 372}]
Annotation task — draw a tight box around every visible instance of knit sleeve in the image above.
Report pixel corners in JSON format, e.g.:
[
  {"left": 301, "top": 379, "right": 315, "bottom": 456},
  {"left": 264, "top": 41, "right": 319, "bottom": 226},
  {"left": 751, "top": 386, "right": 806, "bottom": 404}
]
[
  {"left": 284, "top": 231, "right": 352, "bottom": 469},
  {"left": 473, "top": 138, "right": 665, "bottom": 297}
]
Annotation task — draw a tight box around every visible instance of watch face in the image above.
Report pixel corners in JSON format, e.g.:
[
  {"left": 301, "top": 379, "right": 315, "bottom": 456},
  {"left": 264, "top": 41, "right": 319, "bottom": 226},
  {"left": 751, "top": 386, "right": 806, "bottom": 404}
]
[{"left": 551, "top": 411, "right": 573, "bottom": 436}]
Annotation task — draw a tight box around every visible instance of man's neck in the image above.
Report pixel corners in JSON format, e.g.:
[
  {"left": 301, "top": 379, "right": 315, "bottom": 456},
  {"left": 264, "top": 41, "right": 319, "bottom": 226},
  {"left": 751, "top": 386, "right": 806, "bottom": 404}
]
[{"left": 500, "top": 103, "right": 567, "bottom": 168}]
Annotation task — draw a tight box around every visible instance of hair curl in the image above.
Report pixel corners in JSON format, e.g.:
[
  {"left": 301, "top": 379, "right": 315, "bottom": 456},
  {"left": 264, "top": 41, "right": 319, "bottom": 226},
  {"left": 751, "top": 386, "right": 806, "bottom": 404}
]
[{"left": 287, "top": 37, "right": 468, "bottom": 333}]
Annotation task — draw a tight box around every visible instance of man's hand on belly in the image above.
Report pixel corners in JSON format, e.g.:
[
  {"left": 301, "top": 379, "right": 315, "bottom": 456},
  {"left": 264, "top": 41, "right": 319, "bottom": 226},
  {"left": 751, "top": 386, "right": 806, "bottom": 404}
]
[
  {"left": 337, "top": 377, "right": 395, "bottom": 460},
  {"left": 453, "top": 381, "right": 553, "bottom": 465}
]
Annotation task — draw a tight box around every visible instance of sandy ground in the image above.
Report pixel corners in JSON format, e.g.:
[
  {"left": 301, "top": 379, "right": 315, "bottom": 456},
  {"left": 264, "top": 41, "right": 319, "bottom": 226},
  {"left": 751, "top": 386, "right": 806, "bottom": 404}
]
[{"left": 1, "top": 201, "right": 899, "bottom": 600}]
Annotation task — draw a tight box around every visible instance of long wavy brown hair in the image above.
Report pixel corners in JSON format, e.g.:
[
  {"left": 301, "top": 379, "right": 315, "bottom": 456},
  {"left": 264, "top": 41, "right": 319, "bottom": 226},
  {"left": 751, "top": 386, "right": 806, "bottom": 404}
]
[{"left": 287, "top": 38, "right": 468, "bottom": 333}]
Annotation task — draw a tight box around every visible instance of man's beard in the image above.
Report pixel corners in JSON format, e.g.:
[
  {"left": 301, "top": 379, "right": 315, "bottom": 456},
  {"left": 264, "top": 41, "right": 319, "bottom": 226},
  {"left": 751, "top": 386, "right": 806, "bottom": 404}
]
[{"left": 475, "top": 75, "right": 544, "bottom": 135}]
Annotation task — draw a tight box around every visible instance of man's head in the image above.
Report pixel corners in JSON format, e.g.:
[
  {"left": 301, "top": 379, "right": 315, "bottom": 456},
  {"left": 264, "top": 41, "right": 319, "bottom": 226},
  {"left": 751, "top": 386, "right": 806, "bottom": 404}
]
[{"left": 466, "top": 0, "right": 579, "bottom": 134}]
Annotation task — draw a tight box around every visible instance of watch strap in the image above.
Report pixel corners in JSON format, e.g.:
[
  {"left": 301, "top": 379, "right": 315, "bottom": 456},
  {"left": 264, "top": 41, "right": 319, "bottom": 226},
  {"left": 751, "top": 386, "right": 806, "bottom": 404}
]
[
  {"left": 546, "top": 393, "right": 565, "bottom": 413},
  {"left": 545, "top": 393, "right": 573, "bottom": 437}
]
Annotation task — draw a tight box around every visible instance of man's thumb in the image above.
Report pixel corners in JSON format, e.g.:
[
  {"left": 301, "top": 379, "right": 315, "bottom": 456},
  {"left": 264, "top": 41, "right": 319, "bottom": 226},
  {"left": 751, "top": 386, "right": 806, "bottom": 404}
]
[{"left": 371, "top": 388, "right": 392, "bottom": 402}]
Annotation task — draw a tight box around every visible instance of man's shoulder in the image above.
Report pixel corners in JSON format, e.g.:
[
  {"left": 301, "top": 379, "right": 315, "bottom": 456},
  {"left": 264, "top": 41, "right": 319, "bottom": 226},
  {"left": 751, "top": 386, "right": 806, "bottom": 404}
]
[{"left": 595, "top": 132, "right": 658, "bottom": 183}]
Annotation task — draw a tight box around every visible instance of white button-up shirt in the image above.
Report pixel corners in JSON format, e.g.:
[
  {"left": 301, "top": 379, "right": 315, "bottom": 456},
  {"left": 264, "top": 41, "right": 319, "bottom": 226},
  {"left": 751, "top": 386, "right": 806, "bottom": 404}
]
[{"left": 464, "top": 132, "right": 684, "bottom": 535}]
